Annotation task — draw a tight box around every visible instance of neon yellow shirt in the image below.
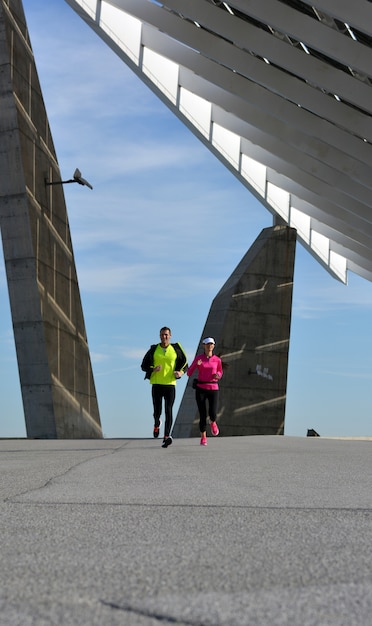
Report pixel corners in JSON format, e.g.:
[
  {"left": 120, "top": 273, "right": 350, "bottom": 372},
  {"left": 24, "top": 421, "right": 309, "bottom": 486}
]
[{"left": 150, "top": 344, "right": 179, "bottom": 385}]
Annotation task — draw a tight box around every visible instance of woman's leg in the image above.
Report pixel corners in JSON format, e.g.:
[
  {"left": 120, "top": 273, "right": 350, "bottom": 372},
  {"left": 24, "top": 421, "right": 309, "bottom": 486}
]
[
  {"left": 196, "top": 388, "right": 208, "bottom": 434},
  {"left": 208, "top": 389, "right": 219, "bottom": 422},
  {"left": 207, "top": 390, "right": 220, "bottom": 436}
]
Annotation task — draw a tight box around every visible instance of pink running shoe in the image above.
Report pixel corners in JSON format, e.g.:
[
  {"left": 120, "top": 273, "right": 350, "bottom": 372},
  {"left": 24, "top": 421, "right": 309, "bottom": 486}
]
[
  {"left": 200, "top": 436, "right": 207, "bottom": 446},
  {"left": 210, "top": 421, "right": 219, "bottom": 436}
]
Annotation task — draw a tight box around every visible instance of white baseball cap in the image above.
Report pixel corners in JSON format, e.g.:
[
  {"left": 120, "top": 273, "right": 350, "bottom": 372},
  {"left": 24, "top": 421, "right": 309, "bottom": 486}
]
[{"left": 202, "top": 337, "right": 215, "bottom": 344}]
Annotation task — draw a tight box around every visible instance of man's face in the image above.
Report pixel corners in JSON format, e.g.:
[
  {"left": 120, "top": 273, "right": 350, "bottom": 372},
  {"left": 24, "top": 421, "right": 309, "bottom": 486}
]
[{"left": 160, "top": 329, "right": 171, "bottom": 346}]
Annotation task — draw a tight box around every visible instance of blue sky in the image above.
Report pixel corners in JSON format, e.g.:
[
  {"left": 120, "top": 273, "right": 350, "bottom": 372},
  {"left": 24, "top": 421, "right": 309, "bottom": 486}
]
[{"left": 1, "top": 0, "right": 371, "bottom": 439}]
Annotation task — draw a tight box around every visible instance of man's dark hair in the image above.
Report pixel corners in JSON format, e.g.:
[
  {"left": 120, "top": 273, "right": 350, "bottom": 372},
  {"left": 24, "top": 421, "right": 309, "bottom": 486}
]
[{"left": 160, "top": 326, "right": 171, "bottom": 333}]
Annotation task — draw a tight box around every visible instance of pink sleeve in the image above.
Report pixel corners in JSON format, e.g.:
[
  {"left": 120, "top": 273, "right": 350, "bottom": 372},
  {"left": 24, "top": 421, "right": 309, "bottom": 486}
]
[{"left": 187, "top": 357, "right": 198, "bottom": 377}]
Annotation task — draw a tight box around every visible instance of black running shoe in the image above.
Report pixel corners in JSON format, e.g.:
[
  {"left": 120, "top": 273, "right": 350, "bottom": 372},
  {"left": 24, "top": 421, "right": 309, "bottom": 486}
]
[
  {"left": 153, "top": 419, "right": 162, "bottom": 438},
  {"left": 161, "top": 436, "right": 173, "bottom": 448}
]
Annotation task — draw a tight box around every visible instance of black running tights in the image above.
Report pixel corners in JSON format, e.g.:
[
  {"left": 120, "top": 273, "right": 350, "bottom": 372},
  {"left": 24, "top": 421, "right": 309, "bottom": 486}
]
[
  {"left": 195, "top": 387, "right": 219, "bottom": 434},
  {"left": 152, "top": 384, "right": 176, "bottom": 437}
]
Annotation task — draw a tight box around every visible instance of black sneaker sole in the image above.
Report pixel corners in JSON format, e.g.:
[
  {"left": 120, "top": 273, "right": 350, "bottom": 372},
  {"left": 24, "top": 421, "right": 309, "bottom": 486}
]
[{"left": 161, "top": 437, "right": 173, "bottom": 448}]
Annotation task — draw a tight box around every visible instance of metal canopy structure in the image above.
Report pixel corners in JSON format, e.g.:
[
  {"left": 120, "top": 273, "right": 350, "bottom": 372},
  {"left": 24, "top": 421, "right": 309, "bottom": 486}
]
[{"left": 64, "top": 0, "right": 372, "bottom": 284}]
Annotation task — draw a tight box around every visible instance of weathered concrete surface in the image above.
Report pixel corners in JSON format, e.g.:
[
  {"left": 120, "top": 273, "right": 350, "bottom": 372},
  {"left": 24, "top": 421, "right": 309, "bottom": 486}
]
[
  {"left": 174, "top": 225, "right": 296, "bottom": 438},
  {"left": 0, "top": 1, "right": 101, "bottom": 437},
  {"left": 0, "top": 436, "right": 371, "bottom": 625}
]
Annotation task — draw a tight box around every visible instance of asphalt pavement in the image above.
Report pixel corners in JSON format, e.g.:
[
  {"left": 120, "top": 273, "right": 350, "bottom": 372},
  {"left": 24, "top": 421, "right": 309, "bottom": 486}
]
[{"left": 0, "top": 435, "right": 371, "bottom": 625}]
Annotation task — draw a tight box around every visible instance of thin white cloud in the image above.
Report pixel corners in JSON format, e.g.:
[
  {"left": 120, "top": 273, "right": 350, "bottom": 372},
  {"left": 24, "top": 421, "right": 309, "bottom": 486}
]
[
  {"left": 123, "top": 348, "right": 147, "bottom": 358},
  {"left": 90, "top": 352, "right": 110, "bottom": 364},
  {"left": 76, "top": 260, "right": 223, "bottom": 296},
  {"left": 95, "top": 365, "right": 139, "bottom": 376},
  {"left": 77, "top": 263, "right": 158, "bottom": 292},
  {"left": 320, "top": 368, "right": 372, "bottom": 380},
  {"left": 293, "top": 278, "right": 372, "bottom": 318}
]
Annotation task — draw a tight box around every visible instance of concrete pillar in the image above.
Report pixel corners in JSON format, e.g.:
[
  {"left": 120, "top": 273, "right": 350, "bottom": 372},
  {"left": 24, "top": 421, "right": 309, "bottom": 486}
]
[
  {"left": 173, "top": 225, "right": 296, "bottom": 437},
  {"left": 0, "top": 0, "right": 102, "bottom": 438}
]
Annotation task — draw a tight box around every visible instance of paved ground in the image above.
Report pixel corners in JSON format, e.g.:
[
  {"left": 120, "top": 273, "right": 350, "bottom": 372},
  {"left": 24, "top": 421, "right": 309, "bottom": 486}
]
[{"left": 0, "top": 435, "right": 371, "bottom": 625}]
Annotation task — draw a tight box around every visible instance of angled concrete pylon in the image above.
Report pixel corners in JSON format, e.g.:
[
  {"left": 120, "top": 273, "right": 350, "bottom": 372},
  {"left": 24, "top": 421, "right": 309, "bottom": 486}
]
[
  {"left": 0, "top": 0, "right": 102, "bottom": 438},
  {"left": 173, "top": 225, "right": 296, "bottom": 438}
]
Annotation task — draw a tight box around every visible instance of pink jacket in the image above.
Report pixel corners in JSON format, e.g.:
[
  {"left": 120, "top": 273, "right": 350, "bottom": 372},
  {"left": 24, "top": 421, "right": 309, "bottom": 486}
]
[{"left": 187, "top": 354, "right": 223, "bottom": 390}]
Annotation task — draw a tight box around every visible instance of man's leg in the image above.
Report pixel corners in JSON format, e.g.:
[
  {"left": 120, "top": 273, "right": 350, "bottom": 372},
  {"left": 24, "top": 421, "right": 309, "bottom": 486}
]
[
  {"left": 152, "top": 385, "right": 163, "bottom": 426},
  {"left": 163, "top": 385, "right": 176, "bottom": 437}
]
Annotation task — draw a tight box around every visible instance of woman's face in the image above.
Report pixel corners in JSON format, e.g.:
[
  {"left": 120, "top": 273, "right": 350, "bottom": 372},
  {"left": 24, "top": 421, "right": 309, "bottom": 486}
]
[{"left": 204, "top": 342, "right": 214, "bottom": 355}]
